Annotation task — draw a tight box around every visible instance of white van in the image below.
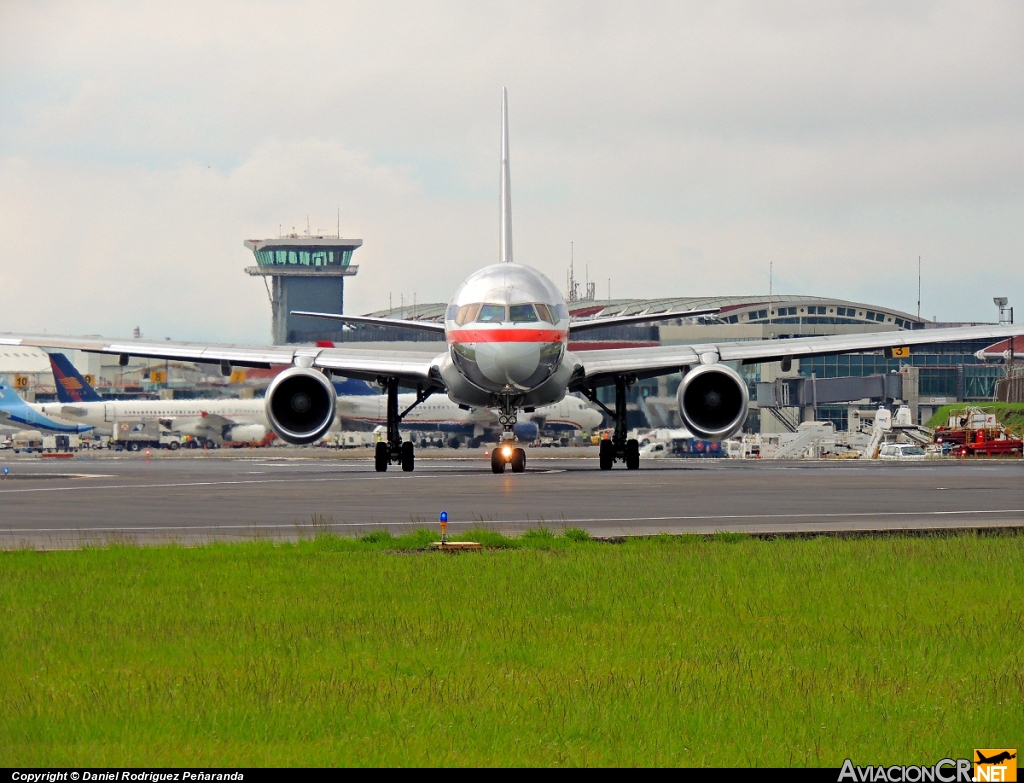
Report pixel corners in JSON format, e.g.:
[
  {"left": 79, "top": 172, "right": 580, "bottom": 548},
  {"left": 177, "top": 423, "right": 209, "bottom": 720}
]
[{"left": 878, "top": 444, "right": 927, "bottom": 461}]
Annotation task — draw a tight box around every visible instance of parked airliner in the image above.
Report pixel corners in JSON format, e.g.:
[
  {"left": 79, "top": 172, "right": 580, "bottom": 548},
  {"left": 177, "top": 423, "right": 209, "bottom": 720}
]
[
  {"left": 0, "top": 377, "right": 93, "bottom": 434},
  {"left": 337, "top": 390, "right": 603, "bottom": 445},
  {"left": 3, "top": 89, "right": 1023, "bottom": 474}
]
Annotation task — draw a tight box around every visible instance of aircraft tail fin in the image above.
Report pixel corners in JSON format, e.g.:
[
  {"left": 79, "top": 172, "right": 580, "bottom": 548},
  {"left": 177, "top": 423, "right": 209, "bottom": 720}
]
[
  {"left": 500, "top": 86, "right": 513, "bottom": 264},
  {"left": 0, "top": 376, "right": 31, "bottom": 413},
  {"left": 49, "top": 353, "right": 104, "bottom": 403}
]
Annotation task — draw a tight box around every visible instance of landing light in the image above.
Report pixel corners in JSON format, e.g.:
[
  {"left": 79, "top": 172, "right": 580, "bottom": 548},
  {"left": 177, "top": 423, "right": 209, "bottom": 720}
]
[{"left": 502, "top": 445, "right": 512, "bottom": 458}]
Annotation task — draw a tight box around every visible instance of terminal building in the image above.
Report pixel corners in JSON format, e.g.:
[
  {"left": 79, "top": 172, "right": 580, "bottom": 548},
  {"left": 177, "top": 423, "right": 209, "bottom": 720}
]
[{"left": 244, "top": 234, "right": 362, "bottom": 344}]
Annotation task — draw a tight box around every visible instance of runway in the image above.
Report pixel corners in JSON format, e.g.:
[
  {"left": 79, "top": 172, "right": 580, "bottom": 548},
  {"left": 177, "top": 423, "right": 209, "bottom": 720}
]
[{"left": 0, "top": 450, "right": 1021, "bottom": 547}]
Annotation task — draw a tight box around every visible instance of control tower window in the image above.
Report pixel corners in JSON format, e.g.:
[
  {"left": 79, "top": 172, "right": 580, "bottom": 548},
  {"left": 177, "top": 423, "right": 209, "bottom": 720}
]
[
  {"left": 478, "top": 304, "right": 506, "bottom": 323},
  {"left": 510, "top": 304, "right": 539, "bottom": 323}
]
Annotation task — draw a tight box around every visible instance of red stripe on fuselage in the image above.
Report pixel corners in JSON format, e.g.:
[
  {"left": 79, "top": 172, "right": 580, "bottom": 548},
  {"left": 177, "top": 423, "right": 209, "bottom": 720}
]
[{"left": 447, "top": 328, "right": 566, "bottom": 344}]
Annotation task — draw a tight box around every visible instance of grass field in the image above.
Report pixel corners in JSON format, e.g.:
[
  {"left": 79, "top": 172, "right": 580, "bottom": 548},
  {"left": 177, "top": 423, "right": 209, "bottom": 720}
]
[
  {"left": 1, "top": 530, "right": 1021, "bottom": 766},
  {"left": 926, "top": 402, "right": 1024, "bottom": 433}
]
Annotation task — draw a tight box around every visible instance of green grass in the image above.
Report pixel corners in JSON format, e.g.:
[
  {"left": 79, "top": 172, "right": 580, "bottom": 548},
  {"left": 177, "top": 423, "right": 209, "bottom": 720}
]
[
  {"left": 1, "top": 532, "right": 1021, "bottom": 766},
  {"left": 926, "top": 402, "right": 1024, "bottom": 433}
]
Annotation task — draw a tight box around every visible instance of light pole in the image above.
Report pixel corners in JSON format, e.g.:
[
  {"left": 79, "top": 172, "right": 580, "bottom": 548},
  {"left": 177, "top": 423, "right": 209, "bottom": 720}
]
[{"left": 994, "top": 299, "right": 1015, "bottom": 399}]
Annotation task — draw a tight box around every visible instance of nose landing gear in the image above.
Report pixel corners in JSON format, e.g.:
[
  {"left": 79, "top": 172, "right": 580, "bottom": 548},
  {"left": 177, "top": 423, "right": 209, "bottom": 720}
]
[
  {"left": 489, "top": 393, "right": 527, "bottom": 474},
  {"left": 491, "top": 443, "right": 526, "bottom": 473}
]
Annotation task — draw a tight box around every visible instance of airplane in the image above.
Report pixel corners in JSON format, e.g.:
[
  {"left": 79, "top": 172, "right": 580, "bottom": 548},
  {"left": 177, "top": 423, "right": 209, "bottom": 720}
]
[
  {"left": 336, "top": 390, "right": 604, "bottom": 445},
  {"left": 0, "top": 377, "right": 94, "bottom": 434},
  {"left": 3, "top": 88, "right": 1024, "bottom": 474},
  {"left": 40, "top": 353, "right": 376, "bottom": 444},
  {"left": 976, "top": 752, "right": 1016, "bottom": 765}
]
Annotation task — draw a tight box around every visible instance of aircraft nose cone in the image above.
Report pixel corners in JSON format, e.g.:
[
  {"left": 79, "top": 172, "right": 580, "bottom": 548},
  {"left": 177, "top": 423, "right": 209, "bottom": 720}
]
[{"left": 476, "top": 342, "right": 541, "bottom": 390}]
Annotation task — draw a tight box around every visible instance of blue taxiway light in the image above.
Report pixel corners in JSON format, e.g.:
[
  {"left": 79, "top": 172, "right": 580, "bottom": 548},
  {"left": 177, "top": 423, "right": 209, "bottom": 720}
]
[{"left": 439, "top": 511, "right": 448, "bottom": 522}]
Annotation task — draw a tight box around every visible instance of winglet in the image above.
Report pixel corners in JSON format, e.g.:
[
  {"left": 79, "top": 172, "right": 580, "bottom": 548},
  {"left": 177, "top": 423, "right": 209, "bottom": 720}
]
[{"left": 500, "top": 87, "right": 513, "bottom": 264}]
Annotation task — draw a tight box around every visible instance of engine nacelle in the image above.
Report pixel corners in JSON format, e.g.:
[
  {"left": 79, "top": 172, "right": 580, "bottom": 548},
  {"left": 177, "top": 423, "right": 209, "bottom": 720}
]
[
  {"left": 677, "top": 363, "right": 749, "bottom": 441},
  {"left": 264, "top": 367, "right": 337, "bottom": 445}
]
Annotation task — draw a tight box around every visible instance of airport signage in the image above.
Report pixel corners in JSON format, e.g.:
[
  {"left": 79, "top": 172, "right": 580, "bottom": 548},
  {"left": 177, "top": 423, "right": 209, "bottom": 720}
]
[
  {"left": 150, "top": 370, "right": 167, "bottom": 384},
  {"left": 13, "top": 375, "right": 29, "bottom": 389},
  {"left": 229, "top": 370, "right": 247, "bottom": 383}
]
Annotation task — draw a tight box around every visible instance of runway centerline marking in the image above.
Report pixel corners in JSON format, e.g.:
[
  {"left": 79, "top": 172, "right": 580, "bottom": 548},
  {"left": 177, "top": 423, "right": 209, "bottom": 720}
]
[{"left": 0, "top": 473, "right": 487, "bottom": 494}]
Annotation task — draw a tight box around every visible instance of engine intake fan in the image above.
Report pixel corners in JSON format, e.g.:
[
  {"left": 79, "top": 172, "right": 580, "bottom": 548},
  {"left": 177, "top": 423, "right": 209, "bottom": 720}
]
[
  {"left": 264, "top": 367, "right": 337, "bottom": 445},
  {"left": 677, "top": 363, "right": 749, "bottom": 441}
]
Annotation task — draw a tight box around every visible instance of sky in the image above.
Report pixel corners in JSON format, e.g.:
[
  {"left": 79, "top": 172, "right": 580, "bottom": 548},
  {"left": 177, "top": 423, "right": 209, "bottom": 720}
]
[{"left": 1, "top": 1, "right": 1022, "bottom": 343}]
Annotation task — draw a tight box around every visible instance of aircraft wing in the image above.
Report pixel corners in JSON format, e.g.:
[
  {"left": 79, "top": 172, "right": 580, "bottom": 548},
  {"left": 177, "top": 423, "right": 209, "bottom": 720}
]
[
  {"left": 289, "top": 311, "right": 446, "bottom": 334},
  {"left": 0, "top": 334, "right": 443, "bottom": 386},
  {"left": 568, "top": 307, "right": 721, "bottom": 335},
  {"left": 572, "top": 323, "right": 1024, "bottom": 386}
]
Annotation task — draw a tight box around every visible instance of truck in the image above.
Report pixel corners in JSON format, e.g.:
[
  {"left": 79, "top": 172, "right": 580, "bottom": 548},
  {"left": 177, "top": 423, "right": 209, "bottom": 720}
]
[
  {"left": 113, "top": 420, "right": 183, "bottom": 452},
  {"left": 12, "top": 431, "right": 43, "bottom": 453},
  {"left": 42, "top": 434, "right": 79, "bottom": 453}
]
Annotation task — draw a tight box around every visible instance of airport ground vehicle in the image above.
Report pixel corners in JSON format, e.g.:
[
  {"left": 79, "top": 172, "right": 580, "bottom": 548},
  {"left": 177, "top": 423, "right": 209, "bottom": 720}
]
[
  {"left": 42, "top": 434, "right": 79, "bottom": 453},
  {"left": 878, "top": 444, "right": 928, "bottom": 461},
  {"left": 640, "top": 437, "right": 725, "bottom": 459},
  {"left": 11, "top": 431, "right": 43, "bottom": 453},
  {"left": 4, "top": 91, "right": 1024, "bottom": 474},
  {"left": 953, "top": 436, "right": 1023, "bottom": 457},
  {"left": 113, "top": 421, "right": 184, "bottom": 451}
]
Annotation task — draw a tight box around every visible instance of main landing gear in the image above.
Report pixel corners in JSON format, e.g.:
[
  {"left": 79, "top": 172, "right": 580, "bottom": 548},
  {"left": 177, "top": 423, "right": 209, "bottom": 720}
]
[
  {"left": 491, "top": 393, "right": 526, "bottom": 474},
  {"left": 374, "top": 378, "right": 434, "bottom": 473},
  {"left": 581, "top": 375, "right": 640, "bottom": 471}
]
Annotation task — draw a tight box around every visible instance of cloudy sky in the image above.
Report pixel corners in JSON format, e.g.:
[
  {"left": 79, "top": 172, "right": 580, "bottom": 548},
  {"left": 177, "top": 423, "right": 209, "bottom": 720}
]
[{"left": 1, "top": 1, "right": 1022, "bottom": 343}]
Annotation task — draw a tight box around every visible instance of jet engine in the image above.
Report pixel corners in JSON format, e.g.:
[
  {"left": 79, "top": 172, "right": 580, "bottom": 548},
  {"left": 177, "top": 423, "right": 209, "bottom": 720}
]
[
  {"left": 264, "top": 367, "right": 337, "bottom": 445},
  {"left": 676, "top": 363, "right": 749, "bottom": 441}
]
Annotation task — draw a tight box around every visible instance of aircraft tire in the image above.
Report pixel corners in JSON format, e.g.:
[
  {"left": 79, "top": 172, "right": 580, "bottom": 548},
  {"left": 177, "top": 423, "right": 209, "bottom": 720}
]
[
  {"left": 625, "top": 439, "right": 640, "bottom": 470},
  {"left": 599, "top": 439, "right": 613, "bottom": 470},
  {"left": 401, "top": 441, "right": 415, "bottom": 472},
  {"left": 374, "top": 442, "right": 389, "bottom": 472},
  {"left": 511, "top": 447, "right": 526, "bottom": 473},
  {"left": 490, "top": 448, "right": 505, "bottom": 474}
]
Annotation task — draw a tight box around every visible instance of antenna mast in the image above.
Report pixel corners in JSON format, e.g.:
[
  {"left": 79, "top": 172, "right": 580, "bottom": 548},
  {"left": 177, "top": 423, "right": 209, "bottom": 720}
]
[{"left": 917, "top": 256, "right": 921, "bottom": 320}]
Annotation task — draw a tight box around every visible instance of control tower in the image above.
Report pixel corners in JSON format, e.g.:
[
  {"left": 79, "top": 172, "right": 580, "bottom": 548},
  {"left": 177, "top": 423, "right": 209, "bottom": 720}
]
[{"left": 244, "top": 234, "right": 362, "bottom": 344}]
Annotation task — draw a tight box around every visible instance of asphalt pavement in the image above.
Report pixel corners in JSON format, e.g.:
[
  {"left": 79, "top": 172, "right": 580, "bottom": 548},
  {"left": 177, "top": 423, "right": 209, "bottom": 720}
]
[{"left": 0, "top": 448, "right": 1021, "bottom": 547}]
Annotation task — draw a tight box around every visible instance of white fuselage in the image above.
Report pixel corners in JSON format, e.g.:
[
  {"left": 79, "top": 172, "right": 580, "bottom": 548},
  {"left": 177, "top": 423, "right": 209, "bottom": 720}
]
[
  {"left": 337, "top": 392, "right": 602, "bottom": 433},
  {"left": 438, "top": 263, "right": 577, "bottom": 409},
  {"left": 33, "top": 398, "right": 269, "bottom": 442}
]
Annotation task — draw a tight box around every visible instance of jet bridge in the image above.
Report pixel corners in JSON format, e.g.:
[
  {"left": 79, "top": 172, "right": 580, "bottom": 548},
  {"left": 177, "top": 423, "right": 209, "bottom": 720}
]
[{"left": 757, "top": 372, "right": 904, "bottom": 433}]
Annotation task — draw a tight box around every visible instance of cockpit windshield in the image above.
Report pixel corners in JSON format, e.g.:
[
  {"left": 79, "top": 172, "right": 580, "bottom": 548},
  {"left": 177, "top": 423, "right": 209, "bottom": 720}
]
[
  {"left": 478, "top": 304, "right": 505, "bottom": 323},
  {"left": 509, "top": 304, "right": 538, "bottom": 323},
  {"left": 453, "top": 302, "right": 562, "bottom": 325}
]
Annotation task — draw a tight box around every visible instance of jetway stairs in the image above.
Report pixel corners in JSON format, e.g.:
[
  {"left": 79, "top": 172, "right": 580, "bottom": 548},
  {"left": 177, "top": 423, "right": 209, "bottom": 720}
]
[{"left": 770, "top": 424, "right": 822, "bottom": 459}]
